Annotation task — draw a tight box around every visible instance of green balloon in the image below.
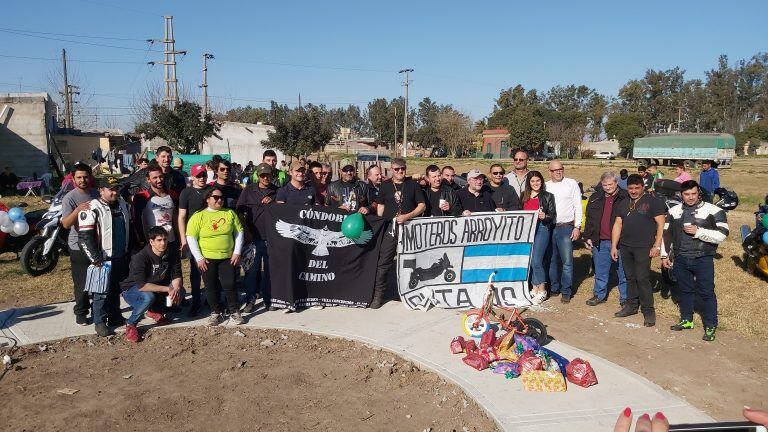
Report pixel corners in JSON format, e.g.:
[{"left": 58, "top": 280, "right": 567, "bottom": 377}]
[
  {"left": 762, "top": 213, "right": 768, "bottom": 229},
  {"left": 342, "top": 212, "right": 365, "bottom": 239}
]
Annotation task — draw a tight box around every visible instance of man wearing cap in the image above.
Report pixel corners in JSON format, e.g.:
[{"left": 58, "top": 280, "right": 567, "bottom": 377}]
[
  {"left": 173, "top": 157, "right": 188, "bottom": 178},
  {"left": 237, "top": 163, "right": 278, "bottom": 312},
  {"left": 457, "top": 169, "right": 496, "bottom": 215},
  {"left": 76, "top": 176, "right": 131, "bottom": 337},
  {"left": 276, "top": 161, "right": 320, "bottom": 205},
  {"left": 178, "top": 163, "right": 211, "bottom": 315},
  {"left": 699, "top": 160, "right": 720, "bottom": 200},
  {"left": 326, "top": 162, "right": 370, "bottom": 213}
]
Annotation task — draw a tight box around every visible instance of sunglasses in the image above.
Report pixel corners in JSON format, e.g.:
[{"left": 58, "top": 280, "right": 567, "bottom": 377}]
[
  {"left": 514, "top": 158, "right": 528, "bottom": 162},
  {"left": 342, "top": 168, "right": 354, "bottom": 173},
  {"left": 491, "top": 171, "right": 504, "bottom": 175},
  {"left": 194, "top": 173, "right": 207, "bottom": 179},
  {"left": 392, "top": 167, "right": 406, "bottom": 172},
  {"left": 218, "top": 167, "right": 230, "bottom": 172},
  {"left": 258, "top": 173, "right": 272, "bottom": 178},
  {"left": 321, "top": 171, "right": 330, "bottom": 176},
  {"left": 210, "top": 195, "right": 224, "bottom": 201},
  {"left": 549, "top": 168, "right": 564, "bottom": 172}
]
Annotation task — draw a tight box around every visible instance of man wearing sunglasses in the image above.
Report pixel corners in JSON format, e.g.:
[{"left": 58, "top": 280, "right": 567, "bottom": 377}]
[
  {"left": 212, "top": 159, "right": 241, "bottom": 209},
  {"left": 487, "top": 164, "right": 519, "bottom": 211},
  {"left": 178, "top": 163, "right": 211, "bottom": 315},
  {"left": 237, "top": 163, "right": 278, "bottom": 313},
  {"left": 326, "top": 162, "right": 370, "bottom": 214},
  {"left": 373, "top": 158, "right": 425, "bottom": 308},
  {"left": 505, "top": 150, "right": 530, "bottom": 198},
  {"left": 276, "top": 161, "right": 319, "bottom": 205}
]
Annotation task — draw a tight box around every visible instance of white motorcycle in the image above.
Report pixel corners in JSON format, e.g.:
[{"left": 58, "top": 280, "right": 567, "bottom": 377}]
[{"left": 19, "top": 182, "right": 72, "bottom": 276}]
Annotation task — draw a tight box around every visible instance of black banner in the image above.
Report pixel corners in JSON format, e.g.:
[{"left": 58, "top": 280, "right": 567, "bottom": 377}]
[{"left": 265, "top": 205, "right": 385, "bottom": 308}]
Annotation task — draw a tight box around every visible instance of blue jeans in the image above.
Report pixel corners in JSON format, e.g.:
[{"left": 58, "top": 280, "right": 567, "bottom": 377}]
[
  {"left": 530, "top": 223, "right": 551, "bottom": 285},
  {"left": 548, "top": 225, "right": 574, "bottom": 297},
  {"left": 592, "top": 240, "right": 627, "bottom": 302},
  {"left": 674, "top": 255, "right": 717, "bottom": 328},
  {"left": 243, "top": 240, "right": 271, "bottom": 306},
  {"left": 122, "top": 285, "right": 156, "bottom": 325}
]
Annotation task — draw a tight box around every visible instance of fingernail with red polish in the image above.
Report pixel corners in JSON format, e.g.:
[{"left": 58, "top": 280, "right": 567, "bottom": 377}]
[
  {"left": 640, "top": 414, "right": 651, "bottom": 421},
  {"left": 623, "top": 407, "right": 632, "bottom": 417},
  {"left": 654, "top": 412, "right": 666, "bottom": 421}
]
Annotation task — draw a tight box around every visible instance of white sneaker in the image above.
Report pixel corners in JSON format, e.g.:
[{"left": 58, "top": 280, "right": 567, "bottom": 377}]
[
  {"left": 532, "top": 291, "right": 547, "bottom": 305},
  {"left": 282, "top": 308, "right": 293, "bottom": 314},
  {"left": 229, "top": 312, "right": 244, "bottom": 325},
  {"left": 310, "top": 305, "right": 324, "bottom": 310},
  {"left": 208, "top": 312, "right": 222, "bottom": 326}
]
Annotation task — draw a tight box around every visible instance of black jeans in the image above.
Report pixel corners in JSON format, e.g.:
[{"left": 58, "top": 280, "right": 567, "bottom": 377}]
[
  {"left": 69, "top": 248, "right": 91, "bottom": 318},
  {"left": 621, "top": 246, "right": 654, "bottom": 315},
  {"left": 202, "top": 258, "right": 238, "bottom": 314},
  {"left": 373, "top": 221, "right": 397, "bottom": 301}
]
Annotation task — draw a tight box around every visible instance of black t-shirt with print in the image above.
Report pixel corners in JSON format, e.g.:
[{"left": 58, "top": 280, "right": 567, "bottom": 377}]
[
  {"left": 178, "top": 185, "right": 211, "bottom": 222},
  {"left": 614, "top": 193, "right": 666, "bottom": 248},
  {"left": 376, "top": 178, "right": 425, "bottom": 220}
]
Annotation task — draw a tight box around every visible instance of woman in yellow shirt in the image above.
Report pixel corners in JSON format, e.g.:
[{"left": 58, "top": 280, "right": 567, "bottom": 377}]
[{"left": 186, "top": 188, "right": 245, "bottom": 326}]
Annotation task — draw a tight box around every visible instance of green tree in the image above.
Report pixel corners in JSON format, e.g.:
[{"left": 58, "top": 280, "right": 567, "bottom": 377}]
[
  {"left": 264, "top": 104, "right": 335, "bottom": 157},
  {"left": 436, "top": 107, "right": 473, "bottom": 157},
  {"left": 604, "top": 113, "right": 645, "bottom": 157},
  {"left": 220, "top": 105, "right": 269, "bottom": 124},
  {"left": 412, "top": 97, "right": 443, "bottom": 150},
  {"left": 135, "top": 101, "right": 219, "bottom": 154},
  {"left": 508, "top": 109, "right": 547, "bottom": 152}
]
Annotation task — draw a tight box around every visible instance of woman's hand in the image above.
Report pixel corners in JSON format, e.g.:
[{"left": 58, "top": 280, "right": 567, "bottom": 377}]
[
  {"left": 231, "top": 253, "right": 241, "bottom": 266},
  {"left": 613, "top": 408, "right": 668, "bottom": 432},
  {"left": 196, "top": 259, "right": 208, "bottom": 272}
]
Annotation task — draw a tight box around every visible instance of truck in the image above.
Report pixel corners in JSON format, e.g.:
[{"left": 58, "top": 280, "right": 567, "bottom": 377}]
[{"left": 632, "top": 133, "right": 735, "bottom": 168}]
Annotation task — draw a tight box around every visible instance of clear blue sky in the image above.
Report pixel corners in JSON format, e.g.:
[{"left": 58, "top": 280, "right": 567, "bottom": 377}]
[{"left": 2, "top": 0, "right": 766, "bottom": 130}]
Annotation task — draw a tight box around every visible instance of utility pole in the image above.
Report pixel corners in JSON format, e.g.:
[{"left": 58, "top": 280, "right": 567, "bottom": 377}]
[
  {"left": 61, "top": 49, "right": 72, "bottom": 129},
  {"left": 399, "top": 68, "right": 413, "bottom": 157},
  {"left": 148, "top": 16, "right": 186, "bottom": 110},
  {"left": 200, "top": 53, "right": 214, "bottom": 116},
  {"left": 298, "top": 93, "right": 302, "bottom": 110}
]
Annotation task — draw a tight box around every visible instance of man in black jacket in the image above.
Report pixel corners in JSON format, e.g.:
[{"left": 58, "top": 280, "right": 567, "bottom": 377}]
[
  {"left": 236, "top": 163, "right": 278, "bottom": 312},
  {"left": 457, "top": 169, "right": 496, "bottom": 215},
  {"left": 325, "top": 162, "right": 370, "bottom": 214},
  {"left": 120, "top": 227, "right": 184, "bottom": 343},
  {"left": 422, "top": 164, "right": 459, "bottom": 217},
  {"left": 121, "top": 146, "right": 186, "bottom": 196},
  {"left": 487, "top": 164, "right": 519, "bottom": 211},
  {"left": 583, "top": 172, "right": 628, "bottom": 307}
]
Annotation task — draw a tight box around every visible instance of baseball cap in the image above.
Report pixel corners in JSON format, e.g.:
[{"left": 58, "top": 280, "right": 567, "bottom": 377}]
[
  {"left": 97, "top": 176, "right": 122, "bottom": 189},
  {"left": 172, "top": 157, "right": 183, "bottom": 168},
  {"left": 190, "top": 163, "right": 207, "bottom": 177},
  {"left": 289, "top": 161, "right": 305, "bottom": 171},
  {"left": 256, "top": 163, "right": 273, "bottom": 175},
  {"left": 340, "top": 158, "right": 354, "bottom": 171},
  {"left": 467, "top": 169, "right": 484, "bottom": 180}
]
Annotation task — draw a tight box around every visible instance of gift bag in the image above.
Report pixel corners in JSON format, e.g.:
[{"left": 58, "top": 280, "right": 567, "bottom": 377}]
[
  {"left": 84, "top": 263, "right": 111, "bottom": 294},
  {"left": 479, "top": 347, "right": 501, "bottom": 363},
  {"left": 518, "top": 350, "right": 544, "bottom": 372},
  {"left": 566, "top": 358, "right": 598, "bottom": 388},
  {"left": 462, "top": 352, "right": 489, "bottom": 371},
  {"left": 464, "top": 339, "right": 477, "bottom": 354},
  {"left": 480, "top": 328, "right": 496, "bottom": 349},
  {"left": 539, "top": 347, "right": 570, "bottom": 378},
  {"left": 493, "top": 361, "right": 521, "bottom": 378},
  {"left": 450, "top": 336, "right": 466, "bottom": 354},
  {"left": 513, "top": 333, "right": 540, "bottom": 353}
]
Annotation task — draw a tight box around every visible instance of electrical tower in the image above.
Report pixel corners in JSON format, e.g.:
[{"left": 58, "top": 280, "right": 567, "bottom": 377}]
[
  {"left": 201, "top": 53, "right": 214, "bottom": 116},
  {"left": 149, "top": 16, "right": 186, "bottom": 110},
  {"left": 399, "top": 68, "right": 413, "bottom": 157}
]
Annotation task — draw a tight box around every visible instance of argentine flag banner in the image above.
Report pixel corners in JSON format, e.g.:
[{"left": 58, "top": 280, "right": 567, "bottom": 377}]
[{"left": 396, "top": 211, "right": 537, "bottom": 310}]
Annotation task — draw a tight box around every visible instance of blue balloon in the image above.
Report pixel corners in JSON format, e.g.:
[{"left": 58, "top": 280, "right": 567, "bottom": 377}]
[
  {"left": 7, "top": 207, "right": 25, "bottom": 222},
  {"left": 762, "top": 231, "right": 768, "bottom": 245}
]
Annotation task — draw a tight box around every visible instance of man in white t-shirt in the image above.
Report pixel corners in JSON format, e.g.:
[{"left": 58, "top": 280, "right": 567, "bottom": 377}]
[
  {"left": 544, "top": 160, "right": 582, "bottom": 304},
  {"left": 133, "top": 165, "right": 179, "bottom": 249}
]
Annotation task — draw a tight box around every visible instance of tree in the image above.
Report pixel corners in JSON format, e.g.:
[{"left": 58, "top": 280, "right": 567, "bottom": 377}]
[
  {"left": 604, "top": 113, "right": 645, "bottom": 157},
  {"left": 508, "top": 109, "right": 547, "bottom": 152},
  {"left": 436, "top": 108, "right": 474, "bottom": 157},
  {"left": 220, "top": 105, "right": 269, "bottom": 124},
  {"left": 134, "top": 101, "right": 219, "bottom": 154},
  {"left": 412, "top": 97, "right": 443, "bottom": 150},
  {"left": 264, "top": 104, "right": 335, "bottom": 157}
]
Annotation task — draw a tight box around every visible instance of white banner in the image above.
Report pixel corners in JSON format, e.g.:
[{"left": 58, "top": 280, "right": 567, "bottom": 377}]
[{"left": 396, "top": 211, "right": 538, "bottom": 310}]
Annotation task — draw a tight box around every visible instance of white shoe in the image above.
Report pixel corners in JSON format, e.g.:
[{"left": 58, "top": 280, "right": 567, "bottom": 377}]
[
  {"left": 532, "top": 291, "right": 547, "bottom": 305},
  {"left": 310, "top": 305, "right": 324, "bottom": 310},
  {"left": 282, "top": 308, "right": 293, "bottom": 314}
]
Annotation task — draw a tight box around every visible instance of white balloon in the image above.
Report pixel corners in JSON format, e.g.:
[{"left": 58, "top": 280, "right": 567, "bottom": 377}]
[
  {"left": 0, "top": 222, "right": 12, "bottom": 233},
  {"left": 12, "top": 221, "right": 29, "bottom": 236},
  {"left": 0, "top": 211, "right": 9, "bottom": 226}
]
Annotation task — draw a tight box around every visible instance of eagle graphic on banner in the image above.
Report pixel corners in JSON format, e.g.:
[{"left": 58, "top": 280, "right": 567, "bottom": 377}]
[{"left": 275, "top": 220, "right": 373, "bottom": 256}]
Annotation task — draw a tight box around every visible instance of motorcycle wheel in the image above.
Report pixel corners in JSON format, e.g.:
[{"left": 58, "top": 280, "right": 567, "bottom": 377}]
[
  {"left": 20, "top": 236, "right": 59, "bottom": 277},
  {"left": 461, "top": 312, "right": 490, "bottom": 338},
  {"left": 517, "top": 317, "right": 548, "bottom": 345},
  {"left": 444, "top": 269, "right": 456, "bottom": 282}
]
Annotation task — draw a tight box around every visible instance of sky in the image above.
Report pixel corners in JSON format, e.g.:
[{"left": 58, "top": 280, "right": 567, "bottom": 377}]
[{"left": 1, "top": 0, "right": 766, "bottom": 131}]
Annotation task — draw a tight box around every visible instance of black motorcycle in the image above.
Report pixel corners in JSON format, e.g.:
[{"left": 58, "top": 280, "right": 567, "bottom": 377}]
[{"left": 403, "top": 253, "right": 457, "bottom": 289}]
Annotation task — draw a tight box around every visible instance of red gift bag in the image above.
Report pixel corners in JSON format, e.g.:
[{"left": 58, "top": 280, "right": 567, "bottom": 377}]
[
  {"left": 518, "top": 350, "right": 544, "bottom": 372},
  {"left": 480, "top": 329, "right": 496, "bottom": 349},
  {"left": 462, "top": 352, "right": 489, "bottom": 371},
  {"left": 450, "top": 336, "right": 466, "bottom": 354},
  {"left": 565, "top": 358, "right": 598, "bottom": 388}
]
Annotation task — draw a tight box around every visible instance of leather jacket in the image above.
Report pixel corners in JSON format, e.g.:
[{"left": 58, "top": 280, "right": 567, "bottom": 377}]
[
  {"left": 77, "top": 198, "right": 131, "bottom": 264},
  {"left": 325, "top": 179, "right": 369, "bottom": 212},
  {"left": 521, "top": 190, "right": 556, "bottom": 225},
  {"left": 583, "top": 188, "right": 628, "bottom": 244},
  {"left": 662, "top": 200, "right": 729, "bottom": 258}
]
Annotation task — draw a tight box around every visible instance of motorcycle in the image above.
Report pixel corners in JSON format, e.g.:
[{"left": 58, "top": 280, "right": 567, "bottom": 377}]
[
  {"left": 740, "top": 195, "right": 768, "bottom": 278},
  {"left": 403, "top": 252, "right": 457, "bottom": 289},
  {"left": 19, "top": 182, "right": 72, "bottom": 276}
]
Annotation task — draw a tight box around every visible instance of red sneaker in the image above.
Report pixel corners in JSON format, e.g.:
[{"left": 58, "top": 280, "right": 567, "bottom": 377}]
[
  {"left": 145, "top": 310, "right": 168, "bottom": 325},
  {"left": 124, "top": 324, "right": 141, "bottom": 343}
]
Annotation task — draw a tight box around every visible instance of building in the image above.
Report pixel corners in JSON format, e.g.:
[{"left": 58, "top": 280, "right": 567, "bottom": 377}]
[
  {"left": 324, "top": 137, "right": 385, "bottom": 154},
  {"left": 53, "top": 129, "right": 138, "bottom": 167},
  {"left": 481, "top": 129, "right": 511, "bottom": 158},
  {"left": 0, "top": 93, "right": 57, "bottom": 176}
]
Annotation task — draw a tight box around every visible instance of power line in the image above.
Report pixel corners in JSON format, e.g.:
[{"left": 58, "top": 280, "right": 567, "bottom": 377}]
[
  {"left": 0, "top": 28, "right": 159, "bottom": 52},
  {"left": 0, "top": 53, "right": 147, "bottom": 64},
  {"left": 215, "top": 57, "right": 396, "bottom": 73},
  {"left": 0, "top": 26, "right": 152, "bottom": 42}
]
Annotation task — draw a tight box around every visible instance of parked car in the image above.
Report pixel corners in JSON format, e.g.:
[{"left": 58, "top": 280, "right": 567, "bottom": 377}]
[
  {"left": 356, "top": 154, "right": 391, "bottom": 163},
  {"left": 593, "top": 151, "right": 616, "bottom": 160}
]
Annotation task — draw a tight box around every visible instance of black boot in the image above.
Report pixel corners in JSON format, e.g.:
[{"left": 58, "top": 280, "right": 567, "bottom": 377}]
[
  {"left": 369, "top": 288, "right": 385, "bottom": 309},
  {"left": 614, "top": 304, "right": 638, "bottom": 318}
]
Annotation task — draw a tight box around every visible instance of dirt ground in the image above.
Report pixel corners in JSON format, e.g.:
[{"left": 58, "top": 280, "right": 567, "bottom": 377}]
[{"left": 0, "top": 327, "right": 497, "bottom": 432}]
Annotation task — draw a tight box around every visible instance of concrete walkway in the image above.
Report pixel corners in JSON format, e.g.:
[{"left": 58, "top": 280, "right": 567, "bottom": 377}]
[{"left": 0, "top": 300, "right": 712, "bottom": 431}]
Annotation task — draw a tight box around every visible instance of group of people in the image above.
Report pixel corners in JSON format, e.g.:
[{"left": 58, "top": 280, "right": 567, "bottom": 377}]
[{"left": 59, "top": 143, "right": 728, "bottom": 343}]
